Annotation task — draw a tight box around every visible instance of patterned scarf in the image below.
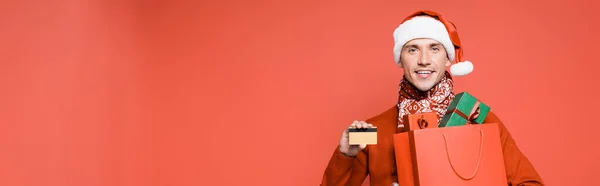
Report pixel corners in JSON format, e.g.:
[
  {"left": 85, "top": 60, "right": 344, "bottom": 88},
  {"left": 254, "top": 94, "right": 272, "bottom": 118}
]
[{"left": 397, "top": 71, "right": 455, "bottom": 129}]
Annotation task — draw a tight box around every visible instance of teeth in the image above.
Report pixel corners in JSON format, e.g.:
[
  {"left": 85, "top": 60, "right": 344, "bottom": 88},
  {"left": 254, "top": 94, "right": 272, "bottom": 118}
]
[{"left": 416, "top": 71, "right": 432, "bottom": 74}]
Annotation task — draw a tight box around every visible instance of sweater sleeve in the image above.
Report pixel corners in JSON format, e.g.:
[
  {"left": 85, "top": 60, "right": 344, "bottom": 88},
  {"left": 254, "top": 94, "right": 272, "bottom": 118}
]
[
  {"left": 485, "top": 111, "right": 545, "bottom": 186},
  {"left": 320, "top": 146, "right": 369, "bottom": 186}
]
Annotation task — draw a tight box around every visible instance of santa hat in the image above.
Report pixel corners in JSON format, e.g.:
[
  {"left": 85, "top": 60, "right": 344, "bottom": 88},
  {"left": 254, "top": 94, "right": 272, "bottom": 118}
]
[{"left": 393, "top": 10, "right": 473, "bottom": 76}]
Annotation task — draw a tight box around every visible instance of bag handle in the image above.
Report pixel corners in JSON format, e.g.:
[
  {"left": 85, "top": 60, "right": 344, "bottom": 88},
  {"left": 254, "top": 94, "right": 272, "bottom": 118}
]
[{"left": 441, "top": 128, "right": 483, "bottom": 180}]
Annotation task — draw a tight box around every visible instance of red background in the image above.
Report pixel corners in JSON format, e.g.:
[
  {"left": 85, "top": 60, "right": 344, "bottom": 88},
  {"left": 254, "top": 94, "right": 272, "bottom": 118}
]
[{"left": 1, "top": 0, "right": 599, "bottom": 185}]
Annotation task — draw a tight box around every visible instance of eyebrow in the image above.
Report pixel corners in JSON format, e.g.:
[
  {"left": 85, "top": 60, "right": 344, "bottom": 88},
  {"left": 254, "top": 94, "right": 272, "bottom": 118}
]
[
  {"left": 403, "top": 43, "right": 443, "bottom": 49},
  {"left": 403, "top": 44, "right": 418, "bottom": 49},
  {"left": 429, "top": 43, "right": 442, "bottom": 47}
]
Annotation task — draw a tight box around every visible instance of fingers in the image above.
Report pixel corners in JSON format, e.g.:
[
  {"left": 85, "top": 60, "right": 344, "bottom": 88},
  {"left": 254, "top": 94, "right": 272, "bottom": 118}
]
[
  {"left": 357, "top": 121, "right": 372, "bottom": 128},
  {"left": 350, "top": 121, "right": 374, "bottom": 129},
  {"left": 358, "top": 121, "right": 366, "bottom": 128},
  {"left": 359, "top": 144, "right": 367, "bottom": 149}
]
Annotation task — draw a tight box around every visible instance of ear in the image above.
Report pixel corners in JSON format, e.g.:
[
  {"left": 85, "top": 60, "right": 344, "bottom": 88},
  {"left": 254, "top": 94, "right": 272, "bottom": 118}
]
[
  {"left": 445, "top": 58, "right": 451, "bottom": 67},
  {"left": 397, "top": 60, "right": 404, "bottom": 68}
]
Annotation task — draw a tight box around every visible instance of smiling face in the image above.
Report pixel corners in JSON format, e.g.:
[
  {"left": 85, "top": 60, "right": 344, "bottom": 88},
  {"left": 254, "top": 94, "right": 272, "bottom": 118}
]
[{"left": 397, "top": 38, "right": 452, "bottom": 91}]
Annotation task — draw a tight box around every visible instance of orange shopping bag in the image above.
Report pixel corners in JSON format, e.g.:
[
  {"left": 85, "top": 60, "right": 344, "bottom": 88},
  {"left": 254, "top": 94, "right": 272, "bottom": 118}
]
[{"left": 394, "top": 123, "right": 507, "bottom": 186}]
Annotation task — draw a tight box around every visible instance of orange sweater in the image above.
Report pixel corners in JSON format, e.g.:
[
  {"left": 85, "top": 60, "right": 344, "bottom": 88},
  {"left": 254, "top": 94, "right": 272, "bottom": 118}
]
[{"left": 320, "top": 105, "right": 544, "bottom": 186}]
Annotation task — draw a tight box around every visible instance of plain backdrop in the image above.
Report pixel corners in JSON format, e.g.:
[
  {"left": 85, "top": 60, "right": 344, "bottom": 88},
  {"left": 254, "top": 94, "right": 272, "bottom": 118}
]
[{"left": 1, "top": 0, "right": 599, "bottom": 185}]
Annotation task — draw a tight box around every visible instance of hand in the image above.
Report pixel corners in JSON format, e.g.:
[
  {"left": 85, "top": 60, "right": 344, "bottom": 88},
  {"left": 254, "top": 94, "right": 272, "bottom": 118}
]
[{"left": 339, "top": 120, "right": 373, "bottom": 157}]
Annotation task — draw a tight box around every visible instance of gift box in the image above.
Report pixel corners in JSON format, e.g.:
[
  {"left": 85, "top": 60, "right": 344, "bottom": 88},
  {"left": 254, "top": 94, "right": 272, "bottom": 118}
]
[
  {"left": 439, "top": 92, "right": 490, "bottom": 127},
  {"left": 393, "top": 123, "right": 507, "bottom": 186},
  {"left": 399, "top": 112, "right": 439, "bottom": 133}
]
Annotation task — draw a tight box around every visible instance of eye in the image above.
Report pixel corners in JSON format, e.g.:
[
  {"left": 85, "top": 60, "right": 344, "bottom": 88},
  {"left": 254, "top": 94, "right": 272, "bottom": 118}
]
[
  {"left": 408, "top": 48, "right": 417, "bottom": 53},
  {"left": 431, "top": 47, "right": 440, "bottom": 51}
]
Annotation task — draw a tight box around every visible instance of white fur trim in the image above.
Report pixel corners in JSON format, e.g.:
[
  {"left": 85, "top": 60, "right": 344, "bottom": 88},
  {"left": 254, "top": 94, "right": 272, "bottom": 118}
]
[
  {"left": 450, "top": 61, "right": 473, "bottom": 76},
  {"left": 393, "top": 16, "right": 455, "bottom": 64}
]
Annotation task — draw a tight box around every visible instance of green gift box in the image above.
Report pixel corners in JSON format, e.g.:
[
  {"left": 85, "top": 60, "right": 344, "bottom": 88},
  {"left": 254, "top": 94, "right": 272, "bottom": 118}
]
[{"left": 439, "top": 92, "right": 490, "bottom": 127}]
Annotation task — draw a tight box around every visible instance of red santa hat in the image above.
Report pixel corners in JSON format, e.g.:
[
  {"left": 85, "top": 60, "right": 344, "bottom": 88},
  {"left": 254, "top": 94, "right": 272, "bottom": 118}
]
[{"left": 393, "top": 10, "right": 473, "bottom": 76}]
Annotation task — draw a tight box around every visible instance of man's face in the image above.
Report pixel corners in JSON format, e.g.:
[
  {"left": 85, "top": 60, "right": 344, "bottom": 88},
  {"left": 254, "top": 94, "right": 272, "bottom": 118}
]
[{"left": 397, "top": 38, "right": 451, "bottom": 91}]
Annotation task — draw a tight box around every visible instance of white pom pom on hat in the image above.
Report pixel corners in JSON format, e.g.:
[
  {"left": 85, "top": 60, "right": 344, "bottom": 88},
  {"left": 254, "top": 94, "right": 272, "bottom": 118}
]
[
  {"left": 450, "top": 60, "right": 473, "bottom": 76},
  {"left": 393, "top": 10, "right": 473, "bottom": 76}
]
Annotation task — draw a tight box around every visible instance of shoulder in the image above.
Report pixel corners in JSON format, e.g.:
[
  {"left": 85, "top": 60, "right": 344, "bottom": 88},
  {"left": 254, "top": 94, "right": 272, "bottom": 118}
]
[
  {"left": 483, "top": 110, "right": 503, "bottom": 124},
  {"left": 482, "top": 110, "right": 512, "bottom": 137}
]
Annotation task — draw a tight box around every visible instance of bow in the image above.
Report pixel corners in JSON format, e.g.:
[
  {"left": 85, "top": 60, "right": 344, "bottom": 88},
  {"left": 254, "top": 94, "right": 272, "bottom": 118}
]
[{"left": 446, "top": 101, "right": 480, "bottom": 124}]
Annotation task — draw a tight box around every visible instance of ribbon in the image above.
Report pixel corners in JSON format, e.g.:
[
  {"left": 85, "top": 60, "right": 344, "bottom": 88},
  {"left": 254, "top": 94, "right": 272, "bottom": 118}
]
[{"left": 446, "top": 100, "right": 480, "bottom": 124}]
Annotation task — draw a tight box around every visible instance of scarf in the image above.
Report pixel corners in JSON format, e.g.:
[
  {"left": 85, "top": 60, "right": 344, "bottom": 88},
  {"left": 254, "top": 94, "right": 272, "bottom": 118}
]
[{"left": 397, "top": 71, "right": 455, "bottom": 129}]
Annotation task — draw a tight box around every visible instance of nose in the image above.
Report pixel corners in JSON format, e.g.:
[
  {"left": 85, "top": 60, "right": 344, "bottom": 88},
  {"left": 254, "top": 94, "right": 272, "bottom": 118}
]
[{"left": 417, "top": 51, "right": 431, "bottom": 66}]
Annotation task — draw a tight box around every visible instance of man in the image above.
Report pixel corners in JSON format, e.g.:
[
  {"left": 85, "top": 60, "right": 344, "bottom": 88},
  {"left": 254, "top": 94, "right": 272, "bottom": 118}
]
[{"left": 320, "top": 10, "right": 544, "bottom": 186}]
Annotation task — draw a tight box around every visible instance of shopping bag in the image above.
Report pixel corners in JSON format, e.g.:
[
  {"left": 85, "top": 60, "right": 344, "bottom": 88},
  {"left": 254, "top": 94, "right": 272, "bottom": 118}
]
[
  {"left": 394, "top": 123, "right": 507, "bottom": 186},
  {"left": 394, "top": 112, "right": 439, "bottom": 186}
]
